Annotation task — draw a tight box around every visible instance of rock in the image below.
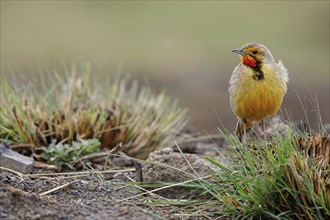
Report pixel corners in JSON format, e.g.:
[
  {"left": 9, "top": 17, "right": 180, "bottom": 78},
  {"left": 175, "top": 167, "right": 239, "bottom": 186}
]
[
  {"left": 0, "top": 142, "right": 34, "bottom": 174},
  {"left": 142, "top": 148, "right": 215, "bottom": 199}
]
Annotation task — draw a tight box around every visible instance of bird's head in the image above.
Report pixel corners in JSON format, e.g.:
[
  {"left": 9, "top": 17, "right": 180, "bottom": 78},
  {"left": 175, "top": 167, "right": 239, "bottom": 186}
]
[{"left": 232, "top": 42, "right": 275, "bottom": 68}]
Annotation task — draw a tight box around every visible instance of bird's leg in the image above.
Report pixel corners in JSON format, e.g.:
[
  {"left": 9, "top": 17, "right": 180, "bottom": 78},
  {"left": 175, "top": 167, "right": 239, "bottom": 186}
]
[
  {"left": 262, "top": 119, "right": 267, "bottom": 141},
  {"left": 243, "top": 123, "right": 247, "bottom": 144},
  {"left": 235, "top": 120, "right": 243, "bottom": 142},
  {"left": 235, "top": 120, "right": 240, "bottom": 134},
  {"left": 235, "top": 119, "right": 242, "bottom": 136}
]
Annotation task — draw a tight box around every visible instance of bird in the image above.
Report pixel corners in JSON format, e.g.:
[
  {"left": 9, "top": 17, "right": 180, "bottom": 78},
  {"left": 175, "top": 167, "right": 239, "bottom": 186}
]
[{"left": 229, "top": 42, "right": 288, "bottom": 143}]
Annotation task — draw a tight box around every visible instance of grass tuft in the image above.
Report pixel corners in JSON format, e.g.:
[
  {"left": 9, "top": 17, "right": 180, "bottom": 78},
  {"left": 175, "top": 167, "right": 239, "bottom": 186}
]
[
  {"left": 202, "top": 127, "right": 330, "bottom": 219},
  {"left": 0, "top": 63, "right": 188, "bottom": 160}
]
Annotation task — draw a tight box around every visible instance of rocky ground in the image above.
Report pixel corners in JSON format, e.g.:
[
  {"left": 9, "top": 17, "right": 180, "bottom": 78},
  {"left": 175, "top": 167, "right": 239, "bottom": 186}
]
[
  {"left": 2, "top": 119, "right": 328, "bottom": 220},
  {"left": 0, "top": 128, "right": 227, "bottom": 220}
]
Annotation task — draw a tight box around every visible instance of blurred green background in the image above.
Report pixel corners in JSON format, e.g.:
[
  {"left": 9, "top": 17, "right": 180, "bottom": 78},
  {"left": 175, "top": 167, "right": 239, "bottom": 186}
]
[{"left": 1, "top": 1, "right": 329, "bottom": 132}]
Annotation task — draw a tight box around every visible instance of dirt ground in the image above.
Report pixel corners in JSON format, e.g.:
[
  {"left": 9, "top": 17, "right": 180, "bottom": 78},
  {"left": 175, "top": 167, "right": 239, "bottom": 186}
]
[
  {"left": 2, "top": 118, "right": 326, "bottom": 220},
  {"left": 0, "top": 128, "right": 226, "bottom": 220},
  {"left": 0, "top": 171, "right": 160, "bottom": 220}
]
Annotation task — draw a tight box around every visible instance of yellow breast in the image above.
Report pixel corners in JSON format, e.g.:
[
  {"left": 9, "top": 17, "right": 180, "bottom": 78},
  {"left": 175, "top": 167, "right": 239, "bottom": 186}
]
[{"left": 229, "top": 65, "right": 287, "bottom": 126}]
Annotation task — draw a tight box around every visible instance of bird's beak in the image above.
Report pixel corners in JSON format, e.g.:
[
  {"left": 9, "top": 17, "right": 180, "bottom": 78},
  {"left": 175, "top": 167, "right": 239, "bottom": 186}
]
[{"left": 232, "top": 49, "right": 248, "bottom": 56}]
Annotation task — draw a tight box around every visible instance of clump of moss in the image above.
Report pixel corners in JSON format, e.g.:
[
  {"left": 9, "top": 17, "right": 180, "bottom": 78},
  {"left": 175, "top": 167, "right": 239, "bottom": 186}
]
[{"left": 0, "top": 64, "right": 187, "bottom": 160}]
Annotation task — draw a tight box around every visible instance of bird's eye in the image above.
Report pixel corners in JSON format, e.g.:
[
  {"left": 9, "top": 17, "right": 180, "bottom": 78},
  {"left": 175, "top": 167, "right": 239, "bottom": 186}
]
[{"left": 252, "top": 50, "right": 258, "bottom": 54}]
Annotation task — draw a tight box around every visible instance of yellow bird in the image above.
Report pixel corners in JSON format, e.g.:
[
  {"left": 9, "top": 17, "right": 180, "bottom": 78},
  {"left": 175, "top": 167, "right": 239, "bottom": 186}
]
[{"left": 229, "top": 42, "right": 288, "bottom": 143}]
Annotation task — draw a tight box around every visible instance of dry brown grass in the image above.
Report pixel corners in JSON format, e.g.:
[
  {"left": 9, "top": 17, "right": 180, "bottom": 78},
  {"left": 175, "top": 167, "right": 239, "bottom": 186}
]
[{"left": 0, "top": 64, "right": 188, "bottom": 159}]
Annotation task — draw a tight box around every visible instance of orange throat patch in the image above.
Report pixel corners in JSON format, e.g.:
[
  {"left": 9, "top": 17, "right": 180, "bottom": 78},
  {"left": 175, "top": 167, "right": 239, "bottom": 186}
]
[{"left": 241, "top": 56, "right": 257, "bottom": 67}]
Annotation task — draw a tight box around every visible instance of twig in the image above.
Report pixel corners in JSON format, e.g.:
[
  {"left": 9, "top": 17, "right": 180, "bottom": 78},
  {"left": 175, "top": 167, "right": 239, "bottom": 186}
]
[
  {"left": 134, "top": 161, "right": 143, "bottom": 182},
  {"left": 74, "top": 143, "right": 124, "bottom": 165},
  {"left": 0, "top": 166, "right": 24, "bottom": 179},
  {"left": 74, "top": 152, "right": 111, "bottom": 165},
  {"left": 10, "top": 144, "right": 35, "bottom": 150},
  {"left": 26, "top": 168, "right": 135, "bottom": 178},
  {"left": 39, "top": 180, "right": 87, "bottom": 196},
  {"left": 33, "top": 161, "right": 58, "bottom": 170}
]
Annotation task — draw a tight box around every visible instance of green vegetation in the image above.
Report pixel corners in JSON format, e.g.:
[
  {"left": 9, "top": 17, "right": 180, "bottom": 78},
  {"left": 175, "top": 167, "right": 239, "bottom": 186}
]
[
  {"left": 0, "top": 63, "right": 188, "bottom": 162},
  {"left": 116, "top": 122, "right": 328, "bottom": 219},
  {"left": 197, "top": 128, "right": 329, "bottom": 219},
  {"left": 41, "top": 138, "right": 100, "bottom": 169}
]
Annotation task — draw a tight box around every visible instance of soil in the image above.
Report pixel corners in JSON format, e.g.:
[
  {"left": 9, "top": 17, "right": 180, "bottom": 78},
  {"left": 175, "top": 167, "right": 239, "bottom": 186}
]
[
  {"left": 0, "top": 128, "right": 226, "bottom": 220},
  {"left": 0, "top": 172, "right": 158, "bottom": 220},
  {"left": 2, "top": 119, "right": 324, "bottom": 220}
]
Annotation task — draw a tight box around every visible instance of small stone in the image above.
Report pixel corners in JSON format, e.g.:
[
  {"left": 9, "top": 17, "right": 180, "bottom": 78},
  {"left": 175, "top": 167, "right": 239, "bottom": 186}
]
[{"left": 0, "top": 142, "right": 34, "bottom": 174}]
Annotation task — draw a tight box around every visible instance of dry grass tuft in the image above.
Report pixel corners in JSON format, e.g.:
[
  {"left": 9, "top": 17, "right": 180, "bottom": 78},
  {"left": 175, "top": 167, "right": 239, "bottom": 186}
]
[{"left": 0, "top": 64, "right": 188, "bottom": 160}]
